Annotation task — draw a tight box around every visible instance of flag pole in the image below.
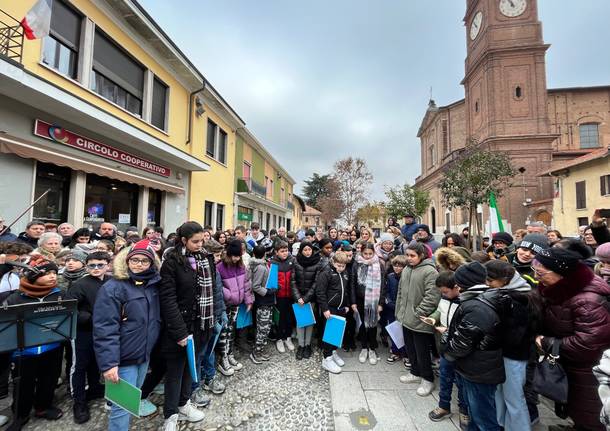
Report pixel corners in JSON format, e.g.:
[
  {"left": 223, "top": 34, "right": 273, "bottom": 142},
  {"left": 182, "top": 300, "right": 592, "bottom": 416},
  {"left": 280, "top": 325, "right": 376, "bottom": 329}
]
[{"left": 0, "top": 189, "right": 51, "bottom": 236}]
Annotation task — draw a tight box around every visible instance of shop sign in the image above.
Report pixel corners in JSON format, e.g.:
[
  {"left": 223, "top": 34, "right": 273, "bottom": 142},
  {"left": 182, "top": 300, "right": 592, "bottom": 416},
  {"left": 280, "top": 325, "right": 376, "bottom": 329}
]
[
  {"left": 118, "top": 213, "right": 131, "bottom": 224},
  {"left": 238, "top": 212, "right": 253, "bottom": 221},
  {"left": 34, "top": 119, "right": 171, "bottom": 177}
]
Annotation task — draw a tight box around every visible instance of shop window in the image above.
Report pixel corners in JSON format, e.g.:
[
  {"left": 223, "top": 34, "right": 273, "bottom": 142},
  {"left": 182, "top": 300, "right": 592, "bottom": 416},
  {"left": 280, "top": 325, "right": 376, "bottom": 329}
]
[
  {"left": 84, "top": 174, "right": 138, "bottom": 229},
  {"left": 91, "top": 30, "right": 144, "bottom": 116},
  {"left": 216, "top": 204, "right": 225, "bottom": 231},
  {"left": 266, "top": 213, "right": 271, "bottom": 230},
  {"left": 258, "top": 210, "right": 263, "bottom": 224},
  {"left": 204, "top": 201, "right": 214, "bottom": 228},
  {"left": 42, "top": 0, "right": 81, "bottom": 79},
  {"left": 147, "top": 189, "right": 162, "bottom": 226},
  {"left": 286, "top": 219, "right": 292, "bottom": 231},
  {"left": 33, "top": 162, "right": 71, "bottom": 223},
  {"left": 579, "top": 124, "right": 599, "bottom": 149},
  {"left": 151, "top": 77, "right": 168, "bottom": 130},
  {"left": 575, "top": 181, "right": 586, "bottom": 209},
  {"left": 273, "top": 214, "right": 277, "bottom": 229}
]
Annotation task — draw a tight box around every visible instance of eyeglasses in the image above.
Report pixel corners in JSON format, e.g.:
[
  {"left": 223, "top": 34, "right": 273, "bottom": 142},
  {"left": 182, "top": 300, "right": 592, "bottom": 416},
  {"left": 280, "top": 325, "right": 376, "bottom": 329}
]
[
  {"left": 129, "top": 258, "right": 151, "bottom": 266},
  {"left": 530, "top": 265, "right": 550, "bottom": 276},
  {"left": 87, "top": 263, "right": 107, "bottom": 270}
]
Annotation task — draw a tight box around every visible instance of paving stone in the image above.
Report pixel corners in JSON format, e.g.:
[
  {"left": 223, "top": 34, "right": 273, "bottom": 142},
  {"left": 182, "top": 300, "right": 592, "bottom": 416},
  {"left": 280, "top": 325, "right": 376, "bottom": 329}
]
[
  {"left": 329, "top": 372, "right": 368, "bottom": 414},
  {"left": 365, "top": 390, "right": 417, "bottom": 430}
]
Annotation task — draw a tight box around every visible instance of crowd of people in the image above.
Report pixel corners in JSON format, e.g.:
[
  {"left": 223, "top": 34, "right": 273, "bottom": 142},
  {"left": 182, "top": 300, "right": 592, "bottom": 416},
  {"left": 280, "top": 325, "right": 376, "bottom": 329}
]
[{"left": 0, "top": 212, "right": 610, "bottom": 431}]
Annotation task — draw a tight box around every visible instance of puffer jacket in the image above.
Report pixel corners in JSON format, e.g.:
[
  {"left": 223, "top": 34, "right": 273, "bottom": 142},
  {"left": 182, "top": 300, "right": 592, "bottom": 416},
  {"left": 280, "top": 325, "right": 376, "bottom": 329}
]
[
  {"left": 401, "top": 222, "right": 421, "bottom": 242},
  {"left": 294, "top": 252, "right": 322, "bottom": 303},
  {"left": 249, "top": 258, "right": 274, "bottom": 306},
  {"left": 315, "top": 264, "right": 350, "bottom": 312},
  {"left": 217, "top": 261, "right": 253, "bottom": 306},
  {"left": 270, "top": 254, "right": 301, "bottom": 299},
  {"left": 512, "top": 256, "right": 538, "bottom": 288},
  {"left": 16, "top": 232, "right": 38, "bottom": 248},
  {"left": 539, "top": 264, "right": 610, "bottom": 431},
  {"left": 395, "top": 258, "right": 439, "bottom": 334},
  {"left": 66, "top": 274, "right": 111, "bottom": 331},
  {"left": 158, "top": 249, "right": 217, "bottom": 355},
  {"left": 441, "top": 285, "right": 507, "bottom": 385},
  {"left": 93, "top": 249, "right": 161, "bottom": 372}
]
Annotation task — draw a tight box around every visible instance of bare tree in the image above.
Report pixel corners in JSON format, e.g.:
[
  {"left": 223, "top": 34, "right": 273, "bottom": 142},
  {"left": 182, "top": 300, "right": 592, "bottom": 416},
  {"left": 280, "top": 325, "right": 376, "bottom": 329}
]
[
  {"left": 333, "top": 157, "right": 374, "bottom": 225},
  {"left": 317, "top": 194, "right": 345, "bottom": 227}
]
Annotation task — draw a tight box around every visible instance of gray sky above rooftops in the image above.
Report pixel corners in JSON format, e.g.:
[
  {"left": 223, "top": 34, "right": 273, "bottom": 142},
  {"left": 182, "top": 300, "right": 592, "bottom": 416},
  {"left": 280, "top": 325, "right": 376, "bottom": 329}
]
[{"left": 139, "top": 0, "right": 610, "bottom": 200}]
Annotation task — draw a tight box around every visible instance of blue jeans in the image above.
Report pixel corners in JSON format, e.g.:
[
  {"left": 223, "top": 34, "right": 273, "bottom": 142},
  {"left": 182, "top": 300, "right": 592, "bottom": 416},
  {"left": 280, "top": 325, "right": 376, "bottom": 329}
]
[
  {"left": 193, "top": 322, "right": 222, "bottom": 390},
  {"left": 108, "top": 362, "right": 148, "bottom": 431},
  {"left": 495, "top": 358, "right": 530, "bottom": 431},
  {"left": 439, "top": 357, "right": 468, "bottom": 414},
  {"left": 461, "top": 377, "right": 501, "bottom": 431}
]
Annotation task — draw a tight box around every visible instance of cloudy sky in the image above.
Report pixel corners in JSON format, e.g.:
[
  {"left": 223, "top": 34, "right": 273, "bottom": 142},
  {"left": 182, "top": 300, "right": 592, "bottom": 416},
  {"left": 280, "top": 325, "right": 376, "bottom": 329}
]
[{"left": 140, "top": 0, "right": 610, "bottom": 200}]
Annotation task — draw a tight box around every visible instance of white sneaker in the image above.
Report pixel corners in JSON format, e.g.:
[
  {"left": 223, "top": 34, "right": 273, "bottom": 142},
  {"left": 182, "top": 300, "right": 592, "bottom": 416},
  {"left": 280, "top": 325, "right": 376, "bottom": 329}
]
[
  {"left": 416, "top": 379, "right": 435, "bottom": 396},
  {"left": 322, "top": 356, "right": 342, "bottom": 374},
  {"left": 368, "top": 349, "right": 378, "bottom": 365},
  {"left": 358, "top": 348, "right": 368, "bottom": 363},
  {"left": 0, "top": 416, "right": 8, "bottom": 427},
  {"left": 163, "top": 414, "right": 179, "bottom": 431},
  {"left": 400, "top": 372, "right": 421, "bottom": 384},
  {"left": 178, "top": 400, "right": 205, "bottom": 422},
  {"left": 227, "top": 354, "right": 243, "bottom": 371},
  {"left": 276, "top": 339, "right": 286, "bottom": 353},
  {"left": 331, "top": 350, "right": 345, "bottom": 367},
  {"left": 285, "top": 338, "right": 295, "bottom": 351}
]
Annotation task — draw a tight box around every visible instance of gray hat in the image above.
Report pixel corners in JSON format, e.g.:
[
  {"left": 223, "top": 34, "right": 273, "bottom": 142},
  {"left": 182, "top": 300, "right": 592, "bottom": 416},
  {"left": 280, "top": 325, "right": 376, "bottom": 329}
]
[
  {"left": 518, "top": 234, "right": 548, "bottom": 255},
  {"left": 66, "top": 248, "right": 88, "bottom": 264}
]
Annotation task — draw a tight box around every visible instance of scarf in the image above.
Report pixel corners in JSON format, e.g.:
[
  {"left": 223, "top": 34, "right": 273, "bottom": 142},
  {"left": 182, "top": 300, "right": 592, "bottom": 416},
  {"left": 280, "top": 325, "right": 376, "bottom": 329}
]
[
  {"left": 128, "top": 267, "right": 158, "bottom": 284},
  {"left": 62, "top": 266, "right": 87, "bottom": 281},
  {"left": 374, "top": 243, "right": 392, "bottom": 262},
  {"left": 356, "top": 254, "right": 382, "bottom": 328},
  {"left": 296, "top": 251, "right": 321, "bottom": 268},
  {"left": 19, "top": 278, "right": 57, "bottom": 298},
  {"left": 186, "top": 250, "right": 214, "bottom": 330}
]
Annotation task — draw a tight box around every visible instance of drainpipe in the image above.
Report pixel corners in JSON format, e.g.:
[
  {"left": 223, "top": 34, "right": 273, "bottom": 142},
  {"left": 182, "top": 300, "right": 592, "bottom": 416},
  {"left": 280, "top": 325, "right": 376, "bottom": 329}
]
[{"left": 186, "top": 82, "right": 207, "bottom": 146}]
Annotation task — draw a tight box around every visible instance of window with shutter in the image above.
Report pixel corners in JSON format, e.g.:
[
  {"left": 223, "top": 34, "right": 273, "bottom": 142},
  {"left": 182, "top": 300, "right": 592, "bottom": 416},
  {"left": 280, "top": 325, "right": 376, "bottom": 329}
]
[
  {"left": 206, "top": 120, "right": 216, "bottom": 157},
  {"left": 151, "top": 77, "right": 168, "bottom": 130},
  {"left": 575, "top": 181, "right": 586, "bottom": 210},
  {"left": 42, "top": 0, "right": 81, "bottom": 79}
]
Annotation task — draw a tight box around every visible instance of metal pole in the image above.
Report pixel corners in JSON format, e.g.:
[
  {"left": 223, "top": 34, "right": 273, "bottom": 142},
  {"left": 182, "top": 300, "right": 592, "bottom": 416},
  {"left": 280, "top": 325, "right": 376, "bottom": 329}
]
[{"left": 0, "top": 189, "right": 51, "bottom": 236}]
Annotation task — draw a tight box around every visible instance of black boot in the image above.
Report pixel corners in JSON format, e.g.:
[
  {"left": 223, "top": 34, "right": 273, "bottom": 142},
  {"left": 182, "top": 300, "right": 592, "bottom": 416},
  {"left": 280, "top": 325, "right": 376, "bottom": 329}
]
[
  {"left": 7, "top": 416, "right": 29, "bottom": 431},
  {"left": 73, "top": 402, "right": 90, "bottom": 424},
  {"left": 303, "top": 345, "right": 312, "bottom": 359},
  {"left": 295, "top": 346, "right": 303, "bottom": 360}
]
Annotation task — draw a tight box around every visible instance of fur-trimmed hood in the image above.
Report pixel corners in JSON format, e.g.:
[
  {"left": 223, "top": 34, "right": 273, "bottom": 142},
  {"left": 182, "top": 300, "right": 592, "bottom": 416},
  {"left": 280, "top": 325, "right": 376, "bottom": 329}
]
[
  {"left": 112, "top": 246, "right": 161, "bottom": 280},
  {"left": 435, "top": 247, "right": 467, "bottom": 271}
]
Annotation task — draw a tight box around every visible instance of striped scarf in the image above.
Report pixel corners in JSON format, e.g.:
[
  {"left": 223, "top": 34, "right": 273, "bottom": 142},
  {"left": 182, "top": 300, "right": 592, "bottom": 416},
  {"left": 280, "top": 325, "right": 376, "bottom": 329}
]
[
  {"left": 186, "top": 250, "right": 214, "bottom": 330},
  {"left": 356, "top": 254, "right": 382, "bottom": 328}
]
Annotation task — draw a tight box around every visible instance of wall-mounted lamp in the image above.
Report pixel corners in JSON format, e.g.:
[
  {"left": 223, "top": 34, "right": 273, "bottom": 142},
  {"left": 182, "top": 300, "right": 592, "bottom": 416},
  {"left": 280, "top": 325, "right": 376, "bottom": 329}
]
[{"left": 195, "top": 96, "right": 205, "bottom": 117}]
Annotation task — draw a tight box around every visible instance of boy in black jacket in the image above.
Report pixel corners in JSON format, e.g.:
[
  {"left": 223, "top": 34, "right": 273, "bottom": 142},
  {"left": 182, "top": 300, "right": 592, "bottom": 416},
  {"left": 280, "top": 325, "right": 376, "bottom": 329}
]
[
  {"left": 316, "top": 251, "right": 351, "bottom": 374},
  {"left": 67, "top": 251, "right": 111, "bottom": 424}
]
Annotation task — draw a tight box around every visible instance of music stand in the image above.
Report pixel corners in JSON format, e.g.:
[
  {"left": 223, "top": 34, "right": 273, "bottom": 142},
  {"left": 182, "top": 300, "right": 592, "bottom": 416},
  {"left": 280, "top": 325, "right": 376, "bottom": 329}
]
[{"left": 0, "top": 299, "right": 77, "bottom": 420}]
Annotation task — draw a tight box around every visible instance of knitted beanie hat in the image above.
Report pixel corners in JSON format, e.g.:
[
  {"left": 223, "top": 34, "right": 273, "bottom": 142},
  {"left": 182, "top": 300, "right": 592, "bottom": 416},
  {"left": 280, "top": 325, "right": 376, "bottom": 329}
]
[
  {"left": 226, "top": 239, "right": 243, "bottom": 257},
  {"left": 126, "top": 239, "right": 156, "bottom": 262},
  {"left": 534, "top": 248, "right": 581, "bottom": 276},
  {"left": 23, "top": 255, "right": 59, "bottom": 283},
  {"left": 379, "top": 233, "right": 394, "bottom": 244},
  {"left": 454, "top": 261, "right": 487, "bottom": 289},
  {"left": 66, "top": 248, "right": 88, "bottom": 265},
  {"left": 492, "top": 232, "right": 514, "bottom": 246},
  {"left": 518, "top": 234, "right": 549, "bottom": 254},
  {"left": 595, "top": 242, "right": 610, "bottom": 263}
]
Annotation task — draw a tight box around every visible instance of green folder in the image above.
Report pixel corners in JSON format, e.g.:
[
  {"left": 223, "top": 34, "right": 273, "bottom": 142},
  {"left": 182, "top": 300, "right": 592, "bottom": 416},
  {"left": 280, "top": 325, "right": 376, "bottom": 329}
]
[{"left": 105, "top": 378, "right": 141, "bottom": 417}]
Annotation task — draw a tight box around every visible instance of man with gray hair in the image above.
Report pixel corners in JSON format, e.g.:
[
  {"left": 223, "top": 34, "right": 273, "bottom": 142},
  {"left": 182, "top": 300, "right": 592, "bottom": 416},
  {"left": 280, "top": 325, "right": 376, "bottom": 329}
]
[
  {"left": 526, "top": 221, "right": 547, "bottom": 235},
  {"left": 58, "top": 222, "right": 75, "bottom": 246}
]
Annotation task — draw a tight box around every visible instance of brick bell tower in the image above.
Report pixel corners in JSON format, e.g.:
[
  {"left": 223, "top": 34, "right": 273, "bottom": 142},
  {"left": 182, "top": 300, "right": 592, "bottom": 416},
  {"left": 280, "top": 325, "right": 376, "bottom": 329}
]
[{"left": 463, "top": 0, "right": 557, "bottom": 229}]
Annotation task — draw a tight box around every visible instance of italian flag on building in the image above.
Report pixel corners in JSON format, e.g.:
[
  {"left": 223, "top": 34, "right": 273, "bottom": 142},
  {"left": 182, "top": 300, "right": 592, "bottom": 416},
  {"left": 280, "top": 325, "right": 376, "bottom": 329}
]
[
  {"left": 489, "top": 191, "right": 504, "bottom": 233},
  {"left": 20, "top": 0, "right": 52, "bottom": 40}
]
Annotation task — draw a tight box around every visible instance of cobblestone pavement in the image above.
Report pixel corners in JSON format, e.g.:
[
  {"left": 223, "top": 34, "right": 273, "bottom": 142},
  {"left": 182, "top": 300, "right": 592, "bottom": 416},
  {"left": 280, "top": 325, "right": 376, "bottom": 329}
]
[{"left": 0, "top": 339, "right": 334, "bottom": 431}]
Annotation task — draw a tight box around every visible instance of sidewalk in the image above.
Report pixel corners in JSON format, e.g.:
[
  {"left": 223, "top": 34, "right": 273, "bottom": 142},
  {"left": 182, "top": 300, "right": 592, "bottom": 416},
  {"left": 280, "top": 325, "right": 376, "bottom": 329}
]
[{"left": 329, "top": 349, "right": 571, "bottom": 431}]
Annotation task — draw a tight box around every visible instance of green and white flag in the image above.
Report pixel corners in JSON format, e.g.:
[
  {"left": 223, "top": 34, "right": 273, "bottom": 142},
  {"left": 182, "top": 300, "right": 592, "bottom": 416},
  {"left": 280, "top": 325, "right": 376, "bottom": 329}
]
[{"left": 489, "top": 191, "right": 504, "bottom": 233}]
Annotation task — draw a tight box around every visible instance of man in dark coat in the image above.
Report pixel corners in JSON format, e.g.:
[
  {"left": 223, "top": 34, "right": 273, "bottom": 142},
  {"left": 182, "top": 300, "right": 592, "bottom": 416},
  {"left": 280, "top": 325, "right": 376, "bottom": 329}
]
[
  {"left": 16, "top": 221, "right": 45, "bottom": 248},
  {"left": 0, "top": 217, "right": 17, "bottom": 242},
  {"left": 400, "top": 214, "right": 420, "bottom": 242}
]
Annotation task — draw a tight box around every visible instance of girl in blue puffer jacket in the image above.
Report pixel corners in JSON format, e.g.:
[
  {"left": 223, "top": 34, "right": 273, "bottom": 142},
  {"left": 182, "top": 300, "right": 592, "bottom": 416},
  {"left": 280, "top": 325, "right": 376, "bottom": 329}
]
[{"left": 93, "top": 240, "right": 161, "bottom": 431}]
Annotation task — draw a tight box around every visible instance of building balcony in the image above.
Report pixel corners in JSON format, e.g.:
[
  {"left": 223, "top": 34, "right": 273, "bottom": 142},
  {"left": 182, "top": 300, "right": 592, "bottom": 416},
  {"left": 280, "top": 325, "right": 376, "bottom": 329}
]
[
  {"left": 237, "top": 177, "right": 267, "bottom": 197},
  {"left": 0, "top": 9, "right": 24, "bottom": 65}
]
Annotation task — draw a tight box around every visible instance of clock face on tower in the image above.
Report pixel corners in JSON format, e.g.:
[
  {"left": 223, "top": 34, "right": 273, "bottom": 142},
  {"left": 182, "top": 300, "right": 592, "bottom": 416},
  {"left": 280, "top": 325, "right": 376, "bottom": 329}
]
[
  {"left": 499, "top": 0, "right": 527, "bottom": 17},
  {"left": 470, "top": 11, "right": 483, "bottom": 40}
]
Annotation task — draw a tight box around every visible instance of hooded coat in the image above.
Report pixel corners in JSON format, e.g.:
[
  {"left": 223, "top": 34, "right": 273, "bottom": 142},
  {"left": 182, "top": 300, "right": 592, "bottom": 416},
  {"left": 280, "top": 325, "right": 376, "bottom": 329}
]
[
  {"left": 294, "top": 247, "right": 323, "bottom": 303},
  {"left": 539, "top": 264, "right": 610, "bottom": 430},
  {"left": 217, "top": 261, "right": 253, "bottom": 306},
  {"left": 93, "top": 248, "right": 161, "bottom": 372},
  {"left": 249, "top": 257, "right": 274, "bottom": 306},
  {"left": 395, "top": 258, "right": 439, "bottom": 334},
  {"left": 434, "top": 247, "right": 467, "bottom": 272}
]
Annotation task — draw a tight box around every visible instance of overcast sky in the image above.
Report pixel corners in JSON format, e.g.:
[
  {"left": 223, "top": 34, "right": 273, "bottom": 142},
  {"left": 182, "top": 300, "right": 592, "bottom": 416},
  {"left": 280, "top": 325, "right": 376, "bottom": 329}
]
[{"left": 139, "top": 0, "right": 610, "bottom": 200}]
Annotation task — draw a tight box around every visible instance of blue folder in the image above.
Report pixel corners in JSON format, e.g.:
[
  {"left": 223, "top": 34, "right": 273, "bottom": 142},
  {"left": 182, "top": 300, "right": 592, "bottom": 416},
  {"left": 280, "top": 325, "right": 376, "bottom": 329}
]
[
  {"left": 322, "top": 315, "right": 347, "bottom": 348},
  {"left": 186, "top": 334, "right": 198, "bottom": 383},
  {"left": 265, "top": 263, "right": 279, "bottom": 290},
  {"left": 292, "top": 302, "right": 316, "bottom": 328},
  {"left": 236, "top": 303, "right": 253, "bottom": 329}
]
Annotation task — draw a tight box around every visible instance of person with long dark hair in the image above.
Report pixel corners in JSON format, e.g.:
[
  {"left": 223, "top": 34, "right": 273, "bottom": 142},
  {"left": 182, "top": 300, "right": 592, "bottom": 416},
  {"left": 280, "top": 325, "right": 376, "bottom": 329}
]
[{"left": 158, "top": 222, "right": 213, "bottom": 430}]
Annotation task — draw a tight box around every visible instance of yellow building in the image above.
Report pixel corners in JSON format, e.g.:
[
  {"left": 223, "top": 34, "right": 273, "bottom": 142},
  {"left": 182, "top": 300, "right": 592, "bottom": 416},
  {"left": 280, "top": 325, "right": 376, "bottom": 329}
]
[
  {"left": 292, "top": 195, "right": 306, "bottom": 231},
  {"left": 0, "top": 0, "right": 246, "bottom": 234},
  {"left": 543, "top": 146, "right": 610, "bottom": 236}
]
